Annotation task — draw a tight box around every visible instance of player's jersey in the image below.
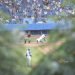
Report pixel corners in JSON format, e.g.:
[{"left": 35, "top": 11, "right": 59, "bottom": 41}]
[{"left": 26, "top": 50, "right": 32, "bottom": 57}]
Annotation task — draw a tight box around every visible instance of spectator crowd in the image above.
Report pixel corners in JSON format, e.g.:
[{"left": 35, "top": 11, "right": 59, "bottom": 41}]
[{"left": 0, "top": 0, "right": 75, "bottom": 24}]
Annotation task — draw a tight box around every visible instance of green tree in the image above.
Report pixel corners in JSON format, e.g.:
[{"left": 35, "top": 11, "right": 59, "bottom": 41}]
[
  {"left": 0, "top": 10, "right": 10, "bottom": 24},
  {"left": 0, "top": 26, "right": 26, "bottom": 75}
]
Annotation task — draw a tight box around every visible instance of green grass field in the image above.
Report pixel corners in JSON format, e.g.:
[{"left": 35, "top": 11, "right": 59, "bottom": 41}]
[
  {"left": 1, "top": 29, "right": 74, "bottom": 75},
  {"left": 16, "top": 44, "right": 45, "bottom": 74}
]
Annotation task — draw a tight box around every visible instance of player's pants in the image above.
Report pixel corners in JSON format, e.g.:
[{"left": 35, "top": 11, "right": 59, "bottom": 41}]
[{"left": 26, "top": 56, "right": 31, "bottom": 66}]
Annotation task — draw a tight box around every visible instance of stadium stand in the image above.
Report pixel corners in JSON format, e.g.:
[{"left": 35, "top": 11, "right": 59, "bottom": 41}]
[
  {"left": 0, "top": 0, "right": 66, "bottom": 24},
  {"left": 0, "top": 0, "right": 74, "bottom": 24}
]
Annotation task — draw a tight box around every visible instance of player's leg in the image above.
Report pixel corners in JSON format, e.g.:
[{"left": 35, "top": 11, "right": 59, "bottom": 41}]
[{"left": 27, "top": 56, "right": 31, "bottom": 67}]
